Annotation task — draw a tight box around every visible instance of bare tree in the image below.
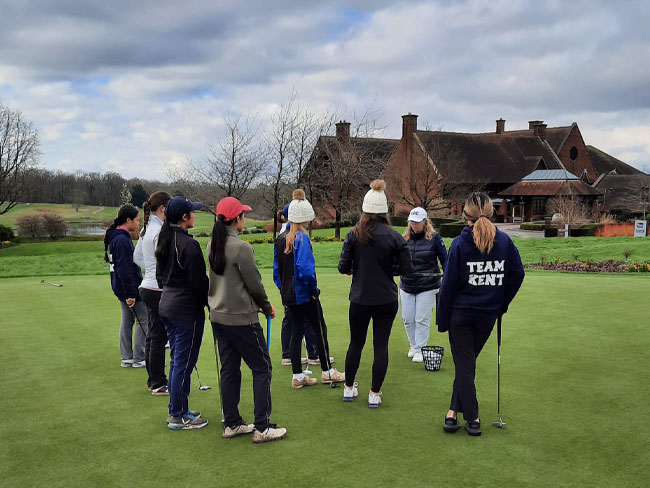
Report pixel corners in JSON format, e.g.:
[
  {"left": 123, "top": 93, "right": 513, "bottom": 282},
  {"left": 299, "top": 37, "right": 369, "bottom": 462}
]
[
  {"left": 0, "top": 104, "right": 40, "bottom": 214},
  {"left": 385, "top": 126, "right": 483, "bottom": 214},
  {"left": 304, "top": 102, "right": 395, "bottom": 239},
  {"left": 547, "top": 195, "right": 590, "bottom": 226},
  {"left": 263, "top": 92, "right": 299, "bottom": 241}
]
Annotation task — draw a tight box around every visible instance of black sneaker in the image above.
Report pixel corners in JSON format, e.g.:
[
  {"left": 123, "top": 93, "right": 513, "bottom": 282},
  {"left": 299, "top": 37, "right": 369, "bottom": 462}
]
[
  {"left": 151, "top": 385, "right": 169, "bottom": 396},
  {"left": 465, "top": 419, "right": 482, "bottom": 436},
  {"left": 168, "top": 414, "right": 208, "bottom": 430},
  {"left": 444, "top": 417, "right": 462, "bottom": 433}
]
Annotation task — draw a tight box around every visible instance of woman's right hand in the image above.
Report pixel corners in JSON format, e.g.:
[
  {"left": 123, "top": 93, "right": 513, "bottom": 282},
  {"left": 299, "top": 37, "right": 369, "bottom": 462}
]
[{"left": 270, "top": 304, "right": 276, "bottom": 319}]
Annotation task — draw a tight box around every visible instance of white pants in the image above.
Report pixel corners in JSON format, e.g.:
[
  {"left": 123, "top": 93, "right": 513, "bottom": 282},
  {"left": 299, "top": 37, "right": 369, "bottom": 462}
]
[{"left": 400, "top": 288, "right": 438, "bottom": 353}]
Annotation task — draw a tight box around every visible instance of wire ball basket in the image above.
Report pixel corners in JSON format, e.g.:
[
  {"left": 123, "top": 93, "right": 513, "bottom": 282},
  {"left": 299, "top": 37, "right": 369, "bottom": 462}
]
[{"left": 421, "top": 346, "right": 445, "bottom": 371}]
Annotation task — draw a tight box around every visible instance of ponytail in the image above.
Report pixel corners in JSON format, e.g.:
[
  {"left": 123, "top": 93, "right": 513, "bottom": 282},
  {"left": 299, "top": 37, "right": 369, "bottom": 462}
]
[
  {"left": 155, "top": 221, "right": 173, "bottom": 263},
  {"left": 284, "top": 223, "right": 300, "bottom": 254},
  {"left": 104, "top": 205, "right": 139, "bottom": 262},
  {"left": 462, "top": 192, "right": 496, "bottom": 254},
  {"left": 208, "top": 213, "right": 241, "bottom": 275},
  {"left": 141, "top": 191, "right": 171, "bottom": 237}
]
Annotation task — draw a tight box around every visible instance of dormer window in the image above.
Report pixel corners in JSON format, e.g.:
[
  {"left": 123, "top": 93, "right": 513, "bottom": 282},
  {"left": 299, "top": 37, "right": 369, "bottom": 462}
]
[{"left": 570, "top": 146, "right": 578, "bottom": 161}]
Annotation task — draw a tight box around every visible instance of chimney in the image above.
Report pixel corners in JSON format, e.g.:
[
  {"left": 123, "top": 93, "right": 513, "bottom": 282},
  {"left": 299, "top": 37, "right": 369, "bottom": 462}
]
[
  {"left": 533, "top": 123, "right": 547, "bottom": 139},
  {"left": 528, "top": 120, "right": 543, "bottom": 129},
  {"left": 402, "top": 113, "right": 418, "bottom": 140},
  {"left": 496, "top": 118, "right": 505, "bottom": 134},
  {"left": 336, "top": 120, "right": 350, "bottom": 141}
]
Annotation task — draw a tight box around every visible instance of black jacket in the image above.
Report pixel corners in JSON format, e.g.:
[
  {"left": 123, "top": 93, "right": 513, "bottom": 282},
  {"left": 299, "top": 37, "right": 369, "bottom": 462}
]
[
  {"left": 338, "top": 223, "right": 413, "bottom": 306},
  {"left": 399, "top": 231, "right": 448, "bottom": 294},
  {"left": 157, "top": 225, "right": 209, "bottom": 320}
]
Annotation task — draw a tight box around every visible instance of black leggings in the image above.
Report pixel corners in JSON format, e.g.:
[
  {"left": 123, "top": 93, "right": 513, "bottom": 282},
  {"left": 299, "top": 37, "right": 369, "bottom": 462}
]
[
  {"left": 287, "top": 300, "right": 331, "bottom": 374},
  {"left": 344, "top": 301, "right": 398, "bottom": 392},
  {"left": 448, "top": 309, "right": 496, "bottom": 421}
]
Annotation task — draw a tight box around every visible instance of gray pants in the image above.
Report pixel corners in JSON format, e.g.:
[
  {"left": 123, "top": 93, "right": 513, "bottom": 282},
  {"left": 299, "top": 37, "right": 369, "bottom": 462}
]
[{"left": 119, "top": 300, "right": 148, "bottom": 362}]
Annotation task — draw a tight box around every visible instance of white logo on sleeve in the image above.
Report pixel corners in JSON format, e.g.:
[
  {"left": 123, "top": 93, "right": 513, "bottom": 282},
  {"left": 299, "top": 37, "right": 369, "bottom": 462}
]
[{"left": 467, "top": 260, "right": 504, "bottom": 286}]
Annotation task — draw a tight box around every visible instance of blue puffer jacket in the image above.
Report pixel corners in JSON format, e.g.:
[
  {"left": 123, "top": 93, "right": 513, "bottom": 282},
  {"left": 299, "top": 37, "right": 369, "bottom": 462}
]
[
  {"left": 274, "top": 230, "right": 318, "bottom": 306},
  {"left": 400, "top": 231, "right": 448, "bottom": 294}
]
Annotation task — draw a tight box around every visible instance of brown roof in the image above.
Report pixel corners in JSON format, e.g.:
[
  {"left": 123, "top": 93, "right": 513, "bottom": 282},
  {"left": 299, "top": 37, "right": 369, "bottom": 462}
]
[
  {"left": 594, "top": 174, "right": 650, "bottom": 212},
  {"left": 503, "top": 126, "right": 573, "bottom": 153},
  {"left": 586, "top": 145, "right": 643, "bottom": 176},
  {"left": 414, "top": 130, "right": 563, "bottom": 184},
  {"left": 499, "top": 180, "right": 602, "bottom": 197}
]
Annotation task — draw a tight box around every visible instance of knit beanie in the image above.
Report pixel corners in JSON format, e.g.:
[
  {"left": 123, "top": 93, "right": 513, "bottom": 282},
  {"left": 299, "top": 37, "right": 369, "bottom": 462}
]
[
  {"left": 362, "top": 180, "right": 388, "bottom": 214},
  {"left": 288, "top": 189, "right": 315, "bottom": 223}
]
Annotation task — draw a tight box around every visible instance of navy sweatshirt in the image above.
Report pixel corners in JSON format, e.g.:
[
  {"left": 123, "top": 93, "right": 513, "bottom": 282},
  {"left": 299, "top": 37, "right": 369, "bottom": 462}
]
[
  {"left": 338, "top": 224, "right": 413, "bottom": 306},
  {"left": 436, "top": 226, "right": 525, "bottom": 332},
  {"left": 107, "top": 228, "right": 142, "bottom": 302}
]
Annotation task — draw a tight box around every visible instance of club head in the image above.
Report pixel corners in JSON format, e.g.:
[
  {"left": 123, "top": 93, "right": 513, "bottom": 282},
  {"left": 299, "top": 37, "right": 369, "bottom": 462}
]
[
  {"left": 492, "top": 418, "right": 506, "bottom": 428},
  {"left": 303, "top": 368, "right": 312, "bottom": 376},
  {"left": 199, "top": 385, "right": 212, "bottom": 391},
  {"left": 329, "top": 382, "right": 340, "bottom": 389}
]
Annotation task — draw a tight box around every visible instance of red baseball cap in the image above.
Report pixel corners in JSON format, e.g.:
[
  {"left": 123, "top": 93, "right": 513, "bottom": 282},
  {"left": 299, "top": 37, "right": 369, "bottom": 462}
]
[{"left": 216, "top": 197, "right": 252, "bottom": 220}]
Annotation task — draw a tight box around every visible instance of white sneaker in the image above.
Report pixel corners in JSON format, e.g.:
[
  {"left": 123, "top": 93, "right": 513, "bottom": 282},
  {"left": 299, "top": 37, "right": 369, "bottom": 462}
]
[
  {"left": 412, "top": 352, "right": 423, "bottom": 363},
  {"left": 252, "top": 425, "right": 287, "bottom": 444},
  {"left": 368, "top": 391, "right": 382, "bottom": 408},
  {"left": 223, "top": 423, "right": 255, "bottom": 439},
  {"left": 343, "top": 382, "right": 359, "bottom": 402},
  {"left": 321, "top": 368, "right": 345, "bottom": 384},
  {"left": 407, "top": 346, "right": 416, "bottom": 358},
  {"left": 121, "top": 359, "right": 133, "bottom": 368},
  {"left": 132, "top": 360, "right": 146, "bottom": 368}
]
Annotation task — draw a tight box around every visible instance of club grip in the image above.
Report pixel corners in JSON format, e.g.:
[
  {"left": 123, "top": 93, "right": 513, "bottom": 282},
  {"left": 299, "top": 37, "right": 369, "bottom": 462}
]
[
  {"left": 266, "top": 316, "right": 272, "bottom": 350},
  {"left": 497, "top": 315, "right": 502, "bottom": 347}
]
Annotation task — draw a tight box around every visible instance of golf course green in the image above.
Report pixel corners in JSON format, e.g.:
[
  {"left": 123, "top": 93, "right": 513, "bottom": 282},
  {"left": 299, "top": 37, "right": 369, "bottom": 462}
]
[{"left": 1, "top": 238, "right": 649, "bottom": 487}]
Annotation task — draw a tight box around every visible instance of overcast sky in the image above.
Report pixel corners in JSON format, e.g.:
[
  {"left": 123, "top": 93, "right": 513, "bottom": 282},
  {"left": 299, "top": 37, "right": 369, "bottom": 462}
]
[{"left": 1, "top": 0, "right": 649, "bottom": 180}]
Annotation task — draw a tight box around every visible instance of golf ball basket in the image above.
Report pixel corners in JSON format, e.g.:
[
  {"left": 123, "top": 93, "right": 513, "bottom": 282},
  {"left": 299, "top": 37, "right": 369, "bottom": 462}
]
[{"left": 421, "top": 345, "right": 444, "bottom": 371}]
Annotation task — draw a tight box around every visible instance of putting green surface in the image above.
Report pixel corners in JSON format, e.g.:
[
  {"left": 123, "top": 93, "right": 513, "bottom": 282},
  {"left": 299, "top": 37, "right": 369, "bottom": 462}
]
[{"left": 1, "top": 271, "right": 649, "bottom": 487}]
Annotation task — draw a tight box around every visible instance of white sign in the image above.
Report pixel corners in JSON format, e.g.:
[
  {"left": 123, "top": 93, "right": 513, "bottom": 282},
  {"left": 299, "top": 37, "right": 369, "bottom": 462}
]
[{"left": 634, "top": 220, "right": 647, "bottom": 238}]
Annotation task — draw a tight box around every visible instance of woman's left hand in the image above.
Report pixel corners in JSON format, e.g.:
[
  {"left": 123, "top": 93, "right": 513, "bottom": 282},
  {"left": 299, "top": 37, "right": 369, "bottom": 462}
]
[{"left": 126, "top": 298, "right": 136, "bottom": 307}]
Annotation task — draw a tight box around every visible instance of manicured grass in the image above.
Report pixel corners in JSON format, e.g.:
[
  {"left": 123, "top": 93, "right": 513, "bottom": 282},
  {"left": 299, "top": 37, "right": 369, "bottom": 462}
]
[
  {"left": 2, "top": 236, "right": 650, "bottom": 278},
  {"left": 1, "top": 271, "right": 648, "bottom": 487},
  {"left": 0, "top": 203, "right": 119, "bottom": 226}
]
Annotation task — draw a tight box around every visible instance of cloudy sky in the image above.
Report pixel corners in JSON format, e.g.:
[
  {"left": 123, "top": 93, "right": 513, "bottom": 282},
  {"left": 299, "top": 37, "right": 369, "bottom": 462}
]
[{"left": 1, "top": 0, "right": 649, "bottom": 180}]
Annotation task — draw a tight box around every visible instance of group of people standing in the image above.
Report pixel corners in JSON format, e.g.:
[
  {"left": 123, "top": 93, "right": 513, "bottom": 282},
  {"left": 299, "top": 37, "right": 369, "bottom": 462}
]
[{"left": 105, "top": 179, "right": 524, "bottom": 441}]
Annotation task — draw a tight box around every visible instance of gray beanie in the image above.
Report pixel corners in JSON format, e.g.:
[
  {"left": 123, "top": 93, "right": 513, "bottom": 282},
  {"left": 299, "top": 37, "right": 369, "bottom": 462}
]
[
  {"left": 288, "top": 189, "right": 315, "bottom": 223},
  {"left": 362, "top": 179, "right": 389, "bottom": 214}
]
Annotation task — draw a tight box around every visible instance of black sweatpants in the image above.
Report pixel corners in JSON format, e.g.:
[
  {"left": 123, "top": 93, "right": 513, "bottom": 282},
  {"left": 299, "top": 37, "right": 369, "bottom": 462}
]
[
  {"left": 287, "top": 300, "right": 331, "bottom": 374},
  {"left": 345, "top": 301, "right": 398, "bottom": 392},
  {"left": 448, "top": 309, "right": 497, "bottom": 422},
  {"left": 211, "top": 322, "right": 273, "bottom": 432},
  {"left": 139, "top": 288, "right": 168, "bottom": 389}
]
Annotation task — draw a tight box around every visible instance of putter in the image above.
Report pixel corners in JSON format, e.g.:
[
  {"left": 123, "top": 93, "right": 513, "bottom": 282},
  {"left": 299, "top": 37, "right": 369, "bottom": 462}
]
[
  {"left": 315, "top": 298, "right": 339, "bottom": 389},
  {"left": 211, "top": 328, "right": 225, "bottom": 430},
  {"left": 40, "top": 279, "right": 63, "bottom": 287},
  {"left": 194, "top": 366, "right": 212, "bottom": 391},
  {"left": 492, "top": 315, "right": 506, "bottom": 428},
  {"left": 302, "top": 338, "right": 312, "bottom": 376}
]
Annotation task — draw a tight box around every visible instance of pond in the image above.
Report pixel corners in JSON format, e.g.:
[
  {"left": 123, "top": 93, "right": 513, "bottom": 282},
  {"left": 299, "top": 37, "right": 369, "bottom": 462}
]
[{"left": 67, "top": 222, "right": 106, "bottom": 236}]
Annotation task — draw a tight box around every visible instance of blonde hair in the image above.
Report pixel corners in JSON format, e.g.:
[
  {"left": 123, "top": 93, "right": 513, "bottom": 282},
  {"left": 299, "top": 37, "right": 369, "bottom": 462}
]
[
  {"left": 403, "top": 219, "right": 435, "bottom": 241},
  {"left": 462, "top": 192, "right": 496, "bottom": 254},
  {"left": 285, "top": 189, "right": 309, "bottom": 253}
]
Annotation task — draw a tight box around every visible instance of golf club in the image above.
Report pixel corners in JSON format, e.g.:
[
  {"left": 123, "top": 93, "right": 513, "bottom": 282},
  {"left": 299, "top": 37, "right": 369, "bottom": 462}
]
[
  {"left": 302, "top": 338, "right": 312, "bottom": 376},
  {"left": 266, "top": 315, "right": 272, "bottom": 349},
  {"left": 211, "top": 327, "right": 225, "bottom": 430},
  {"left": 492, "top": 315, "right": 506, "bottom": 428},
  {"left": 129, "top": 305, "right": 149, "bottom": 341},
  {"left": 194, "top": 366, "right": 212, "bottom": 390},
  {"left": 40, "top": 279, "right": 63, "bottom": 287},
  {"left": 315, "top": 298, "right": 339, "bottom": 389}
]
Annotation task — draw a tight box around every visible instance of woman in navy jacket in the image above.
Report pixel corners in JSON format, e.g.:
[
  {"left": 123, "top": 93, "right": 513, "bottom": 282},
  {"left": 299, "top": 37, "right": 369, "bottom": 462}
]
[
  {"left": 399, "top": 207, "right": 447, "bottom": 363},
  {"left": 104, "top": 205, "right": 149, "bottom": 368},
  {"left": 437, "top": 192, "right": 525, "bottom": 436}
]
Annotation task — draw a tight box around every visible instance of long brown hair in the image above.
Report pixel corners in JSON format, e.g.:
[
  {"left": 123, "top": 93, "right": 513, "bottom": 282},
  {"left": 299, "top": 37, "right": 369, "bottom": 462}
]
[
  {"left": 353, "top": 212, "right": 390, "bottom": 245},
  {"left": 403, "top": 218, "right": 435, "bottom": 241},
  {"left": 284, "top": 222, "right": 306, "bottom": 254},
  {"left": 141, "top": 191, "right": 171, "bottom": 236},
  {"left": 462, "top": 192, "right": 496, "bottom": 254}
]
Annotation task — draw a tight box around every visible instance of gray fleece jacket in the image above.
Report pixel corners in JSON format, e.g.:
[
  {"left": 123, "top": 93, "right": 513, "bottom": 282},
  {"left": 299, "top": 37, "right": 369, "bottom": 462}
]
[{"left": 208, "top": 226, "right": 273, "bottom": 325}]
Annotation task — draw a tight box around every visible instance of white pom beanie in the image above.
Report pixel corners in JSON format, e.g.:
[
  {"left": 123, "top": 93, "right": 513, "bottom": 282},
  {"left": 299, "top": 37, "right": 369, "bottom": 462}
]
[
  {"left": 362, "top": 179, "right": 389, "bottom": 214},
  {"left": 288, "top": 189, "right": 315, "bottom": 223}
]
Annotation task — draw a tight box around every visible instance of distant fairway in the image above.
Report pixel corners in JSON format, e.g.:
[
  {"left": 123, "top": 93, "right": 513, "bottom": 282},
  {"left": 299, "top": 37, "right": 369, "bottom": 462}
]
[{"left": 1, "top": 267, "right": 649, "bottom": 487}]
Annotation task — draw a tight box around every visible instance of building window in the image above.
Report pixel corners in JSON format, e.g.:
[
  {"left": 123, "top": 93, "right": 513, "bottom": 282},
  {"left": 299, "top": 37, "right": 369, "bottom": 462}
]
[
  {"left": 533, "top": 197, "right": 546, "bottom": 215},
  {"left": 570, "top": 146, "right": 578, "bottom": 161}
]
